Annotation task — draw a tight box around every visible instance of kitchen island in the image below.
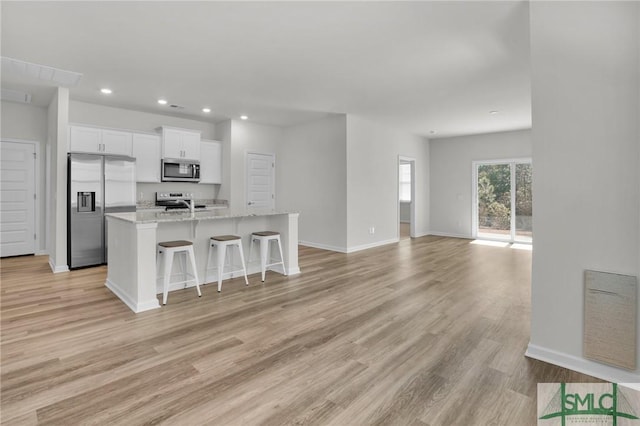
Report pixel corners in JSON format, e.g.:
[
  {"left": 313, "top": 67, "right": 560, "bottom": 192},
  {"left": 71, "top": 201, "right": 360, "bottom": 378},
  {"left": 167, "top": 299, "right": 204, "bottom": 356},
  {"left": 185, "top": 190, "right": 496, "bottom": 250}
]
[{"left": 105, "top": 209, "right": 299, "bottom": 313}]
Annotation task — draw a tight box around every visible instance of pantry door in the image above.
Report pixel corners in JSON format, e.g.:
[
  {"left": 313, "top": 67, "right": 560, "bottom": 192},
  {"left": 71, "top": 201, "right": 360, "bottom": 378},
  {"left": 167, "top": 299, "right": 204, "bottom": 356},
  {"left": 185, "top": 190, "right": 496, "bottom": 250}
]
[
  {"left": 0, "top": 141, "right": 36, "bottom": 257},
  {"left": 246, "top": 152, "right": 275, "bottom": 211}
]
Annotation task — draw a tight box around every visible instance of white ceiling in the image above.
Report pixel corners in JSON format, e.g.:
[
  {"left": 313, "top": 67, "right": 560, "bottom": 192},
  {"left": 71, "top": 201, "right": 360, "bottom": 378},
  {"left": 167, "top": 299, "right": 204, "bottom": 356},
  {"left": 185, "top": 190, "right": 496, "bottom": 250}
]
[{"left": 1, "top": 1, "right": 531, "bottom": 138}]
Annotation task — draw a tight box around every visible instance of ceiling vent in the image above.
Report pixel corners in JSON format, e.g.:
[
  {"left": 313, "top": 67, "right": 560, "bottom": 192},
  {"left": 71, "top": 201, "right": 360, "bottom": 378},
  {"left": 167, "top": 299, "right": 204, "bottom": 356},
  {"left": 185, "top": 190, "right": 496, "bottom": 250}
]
[
  {"left": 1, "top": 56, "right": 83, "bottom": 87},
  {"left": 169, "top": 104, "right": 185, "bottom": 109},
  {"left": 1, "top": 88, "right": 32, "bottom": 104}
]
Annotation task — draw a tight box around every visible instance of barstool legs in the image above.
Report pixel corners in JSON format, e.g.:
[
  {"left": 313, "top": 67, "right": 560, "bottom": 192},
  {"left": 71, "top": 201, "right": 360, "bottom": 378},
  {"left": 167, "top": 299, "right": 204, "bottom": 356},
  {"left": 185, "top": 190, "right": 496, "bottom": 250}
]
[
  {"left": 259, "top": 239, "right": 269, "bottom": 282},
  {"left": 157, "top": 241, "right": 201, "bottom": 306},
  {"left": 208, "top": 237, "right": 249, "bottom": 292},
  {"left": 187, "top": 246, "right": 202, "bottom": 298},
  {"left": 216, "top": 243, "right": 225, "bottom": 293},
  {"left": 162, "top": 249, "right": 173, "bottom": 305},
  {"left": 237, "top": 243, "right": 250, "bottom": 286}
]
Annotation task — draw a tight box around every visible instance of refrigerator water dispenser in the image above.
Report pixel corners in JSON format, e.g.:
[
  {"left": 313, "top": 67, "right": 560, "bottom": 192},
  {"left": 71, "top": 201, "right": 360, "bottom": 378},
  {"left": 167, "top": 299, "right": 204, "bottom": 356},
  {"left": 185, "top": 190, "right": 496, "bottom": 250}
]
[{"left": 77, "top": 192, "right": 95, "bottom": 212}]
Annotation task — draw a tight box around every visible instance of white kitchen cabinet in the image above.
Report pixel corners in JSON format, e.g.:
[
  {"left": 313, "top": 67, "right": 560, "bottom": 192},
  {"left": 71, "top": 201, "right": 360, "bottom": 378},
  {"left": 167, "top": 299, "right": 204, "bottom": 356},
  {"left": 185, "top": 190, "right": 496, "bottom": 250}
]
[
  {"left": 69, "top": 125, "right": 132, "bottom": 156},
  {"left": 132, "top": 133, "right": 161, "bottom": 182},
  {"left": 200, "top": 140, "right": 222, "bottom": 184},
  {"left": 70, "top": 126, "right": 102, "bottom": 153},
  {"left": 160, "top": 127, "right": 201, "bottom": 161},
  {"left": 102, "top": 129, "right": 133, "bottom": 156}
]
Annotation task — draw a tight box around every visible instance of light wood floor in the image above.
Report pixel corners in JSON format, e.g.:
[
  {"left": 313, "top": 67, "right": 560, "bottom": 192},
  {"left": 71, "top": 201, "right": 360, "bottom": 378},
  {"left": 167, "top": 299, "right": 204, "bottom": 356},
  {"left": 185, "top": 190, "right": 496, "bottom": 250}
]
[{"left": 1, "top": 236, "right": 599, "bottom": 425}]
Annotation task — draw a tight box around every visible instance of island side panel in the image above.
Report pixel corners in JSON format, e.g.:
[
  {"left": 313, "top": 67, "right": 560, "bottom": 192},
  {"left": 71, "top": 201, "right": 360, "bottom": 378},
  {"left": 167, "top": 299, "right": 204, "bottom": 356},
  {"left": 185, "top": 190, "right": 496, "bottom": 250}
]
[
  {"left": 106, "top": 217, "right": 160, "bottom": 312},
  {"left": 284, "top": 213, "right": 300, "bottom": 275}
]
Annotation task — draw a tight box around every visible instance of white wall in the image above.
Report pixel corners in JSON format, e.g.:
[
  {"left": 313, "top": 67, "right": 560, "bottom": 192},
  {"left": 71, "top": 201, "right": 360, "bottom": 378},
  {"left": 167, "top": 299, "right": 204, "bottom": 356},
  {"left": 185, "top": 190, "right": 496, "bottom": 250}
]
[
  {"left": 214, "top": 120, "right": 232, "bottom": 203},
  {"left": 399, "top": 202, "right": 410, "bottom": 223},
  {"left": 228, "top": 120, "right": 282, "bottom": 211},
  {"left": 429, "top": 129, "right": 531, "bottom": 238},
  {"left": 1, "top": 101, "right": 48, "bottom": 253},
  {"left": 346, "top": 115, "right": 429, "bottom": 251},
  {"left": 278, "top": 114, "right": 347, "bottom": 250},
  {"left": 528, "top": 1, "right": 640, "bottom": 382},
  {"left": 48, "top": 87, "right": 70, "bottom": 272}
]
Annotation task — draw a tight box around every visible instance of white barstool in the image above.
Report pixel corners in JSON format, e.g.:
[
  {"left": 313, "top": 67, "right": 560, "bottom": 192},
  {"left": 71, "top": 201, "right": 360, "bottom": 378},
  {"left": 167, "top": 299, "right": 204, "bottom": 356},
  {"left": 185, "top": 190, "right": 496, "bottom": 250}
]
[
  {"left": 156, "top": 240, "right": 201, "bottom": 305},
  {"left": 249, "top": 231, "right": 287, "bottom": 283},
  {"left": 205, "top": 235, "right": 249, "bottom": 292}
]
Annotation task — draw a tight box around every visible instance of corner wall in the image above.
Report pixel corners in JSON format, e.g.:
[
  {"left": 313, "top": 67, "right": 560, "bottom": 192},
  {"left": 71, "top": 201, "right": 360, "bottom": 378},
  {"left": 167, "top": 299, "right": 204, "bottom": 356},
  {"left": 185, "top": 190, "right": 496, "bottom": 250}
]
[
  {"left": 346, "top": 115, "right": 429, "bottom": 251},
  {"left": 48, "top": 87, "right": 70, "bottom": 272},
  {"left": 528, "top": 1, "right": 640, "bottom": 382},
  {"left": 278, "top": 114, "right": 348, "bottom": 251},
  {"left": 429, "top": 129, "right": 531, "bottom": 238}
]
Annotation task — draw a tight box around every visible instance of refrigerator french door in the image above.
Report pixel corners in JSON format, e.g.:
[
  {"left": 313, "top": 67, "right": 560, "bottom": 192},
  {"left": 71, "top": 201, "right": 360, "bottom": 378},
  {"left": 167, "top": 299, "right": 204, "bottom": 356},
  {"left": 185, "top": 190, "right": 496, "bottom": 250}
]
[{"left": 68, "top": 153, "right": 136, "bottom": 269}]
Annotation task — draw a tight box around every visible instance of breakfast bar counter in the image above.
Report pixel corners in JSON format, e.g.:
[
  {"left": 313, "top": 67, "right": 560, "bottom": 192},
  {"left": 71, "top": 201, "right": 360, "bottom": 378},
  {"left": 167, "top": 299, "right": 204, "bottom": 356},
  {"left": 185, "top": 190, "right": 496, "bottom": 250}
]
[{"left": 105, "top": 209, "right": 300, "bottom": 313}]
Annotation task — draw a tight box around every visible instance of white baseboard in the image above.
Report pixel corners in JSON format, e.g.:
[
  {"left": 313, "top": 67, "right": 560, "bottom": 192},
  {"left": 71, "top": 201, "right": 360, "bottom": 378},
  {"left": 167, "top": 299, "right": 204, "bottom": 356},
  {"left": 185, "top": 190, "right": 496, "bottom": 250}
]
[
  {"left": 299, "top": 240, "right": 348, "bottom": 253},
  {"left": 48, "top": 256, "right": 69, "bottom": 273},
  {"left": 105, "top": 279, "right": 160, "bottom": 313},
  {"left": 300, "top": 238, "right": 401, "bottom": 254},
  {"left": 427, "top": 231, "right": 473, "bottom": 240},
  {"left": 525, "top": 343, "right": 640, "bottom": 383},
  {"left": 412, "top": 230, "right": 430, "bottom": 238},
  {"left": 346, "top": 238, "right": 399, "bottom": 253}
]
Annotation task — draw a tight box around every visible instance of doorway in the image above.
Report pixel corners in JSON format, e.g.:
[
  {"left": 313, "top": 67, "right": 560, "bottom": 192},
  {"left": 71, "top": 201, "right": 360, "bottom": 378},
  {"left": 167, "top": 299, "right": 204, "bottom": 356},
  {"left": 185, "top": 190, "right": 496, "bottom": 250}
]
[
  {"left": 1, "top": 140, "right": 37, "bottom": 257},
  {"left": 472, "top": 159, "right": 532, "bottom": 243},
  {"left": 398, "top": 156, "right": 415, "bottom": 240},
  {"left": 246, "top": 151, "right": 275, "bottom": 210}
]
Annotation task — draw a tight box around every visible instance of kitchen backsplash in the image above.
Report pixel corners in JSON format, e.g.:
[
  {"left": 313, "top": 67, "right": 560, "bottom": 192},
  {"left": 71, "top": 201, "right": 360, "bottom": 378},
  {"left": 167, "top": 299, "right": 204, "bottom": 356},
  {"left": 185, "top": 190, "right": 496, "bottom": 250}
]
[
  {"left": 136, "top": 182, "right": 220, "bottom": 202},
  {"left": 136, "top": 199, "right": 228, "bottom": 209}
]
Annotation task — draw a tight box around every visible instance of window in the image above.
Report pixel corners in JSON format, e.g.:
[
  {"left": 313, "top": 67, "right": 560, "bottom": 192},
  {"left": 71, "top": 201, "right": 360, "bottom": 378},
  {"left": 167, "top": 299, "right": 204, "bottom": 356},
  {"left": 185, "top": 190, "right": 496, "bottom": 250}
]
[{"left": 399, "top": 163, "right": 411, "bottom": 202}]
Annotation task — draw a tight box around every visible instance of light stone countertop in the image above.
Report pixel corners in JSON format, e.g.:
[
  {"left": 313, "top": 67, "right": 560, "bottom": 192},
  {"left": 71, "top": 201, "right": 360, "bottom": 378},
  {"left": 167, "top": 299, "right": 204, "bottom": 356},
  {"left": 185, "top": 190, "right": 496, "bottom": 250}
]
[{"left": 106, "top": 209, "right": 297, "bottom": 224}]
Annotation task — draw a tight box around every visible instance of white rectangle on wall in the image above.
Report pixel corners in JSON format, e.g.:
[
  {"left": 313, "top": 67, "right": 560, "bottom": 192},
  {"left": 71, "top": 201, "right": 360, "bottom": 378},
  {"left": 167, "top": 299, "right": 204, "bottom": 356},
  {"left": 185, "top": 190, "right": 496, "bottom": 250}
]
[{"left": 584, "top": 270, "right": 637, "bottom": 370}]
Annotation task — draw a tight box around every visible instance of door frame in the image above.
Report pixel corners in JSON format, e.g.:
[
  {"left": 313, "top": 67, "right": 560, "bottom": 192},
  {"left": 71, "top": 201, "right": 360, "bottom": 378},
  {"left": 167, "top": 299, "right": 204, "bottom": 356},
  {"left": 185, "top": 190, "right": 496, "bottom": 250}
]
[
  {"left": 471, "top": 157, "right": 532, "bottom": 243},
  {"left": 245, "top": 150, "right": 276, "bottom": 210},
  {"left": 398, "top": 155, "right": 416, "bottom": 239},
  {"left": 1, "top": 138, "right": 42, "bottom": 255}
]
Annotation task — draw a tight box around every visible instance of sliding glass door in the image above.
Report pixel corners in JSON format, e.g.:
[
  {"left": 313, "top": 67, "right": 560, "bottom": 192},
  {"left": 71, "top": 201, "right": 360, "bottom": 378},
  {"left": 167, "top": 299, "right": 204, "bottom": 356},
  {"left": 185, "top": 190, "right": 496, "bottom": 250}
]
[{"left": 473, "top": 159, "right": 532, "bottom": 243}]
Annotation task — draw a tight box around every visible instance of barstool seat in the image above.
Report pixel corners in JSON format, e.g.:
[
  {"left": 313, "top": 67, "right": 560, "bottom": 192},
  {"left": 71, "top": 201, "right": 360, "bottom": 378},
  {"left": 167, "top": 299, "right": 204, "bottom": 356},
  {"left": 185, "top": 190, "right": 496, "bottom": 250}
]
[
  {"left": 249, "top": 231, "right": 286, "bottom": 282},
  {"left": 205, "top": 235, "right": 249, "bottom": 292},
  {"left": 157, "top": 240, "right": 201, "bottom": 305}
]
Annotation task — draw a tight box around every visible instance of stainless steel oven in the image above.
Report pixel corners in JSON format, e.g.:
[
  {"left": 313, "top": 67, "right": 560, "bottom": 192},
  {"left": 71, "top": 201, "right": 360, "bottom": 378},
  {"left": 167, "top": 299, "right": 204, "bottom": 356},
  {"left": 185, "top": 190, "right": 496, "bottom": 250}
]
[{"left": 161, "top": 159, "right": 200, "bottom": 182}]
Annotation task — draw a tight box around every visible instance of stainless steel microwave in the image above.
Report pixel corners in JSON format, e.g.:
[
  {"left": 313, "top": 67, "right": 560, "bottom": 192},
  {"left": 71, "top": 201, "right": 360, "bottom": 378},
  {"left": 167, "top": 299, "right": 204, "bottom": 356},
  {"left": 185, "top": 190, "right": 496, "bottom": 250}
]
[{"left": 161, "top": 159, "right": 200, "bottom": 182}]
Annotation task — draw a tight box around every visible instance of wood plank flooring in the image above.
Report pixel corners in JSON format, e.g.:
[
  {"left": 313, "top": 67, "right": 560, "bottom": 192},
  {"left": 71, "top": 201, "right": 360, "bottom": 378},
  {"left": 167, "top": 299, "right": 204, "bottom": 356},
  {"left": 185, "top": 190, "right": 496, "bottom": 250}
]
[{"left": 1, "top": 236, "right": 599, "bottom": 425}]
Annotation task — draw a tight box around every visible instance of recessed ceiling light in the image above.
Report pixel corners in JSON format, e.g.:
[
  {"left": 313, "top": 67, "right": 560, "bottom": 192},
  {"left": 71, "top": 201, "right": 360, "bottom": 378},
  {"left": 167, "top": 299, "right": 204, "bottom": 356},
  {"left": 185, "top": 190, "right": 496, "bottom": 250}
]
[
  {"left": 490, "top": 110, "right": 499, "bottom": 115},
  {"left": 240, "top": 115, "right": 248, "bottom": 120},
  {"left": 202, "top": 108, "right": 211, "bottom": 113},
  {"left": 157, "top": 99, "right": 168, "bottom": 105},
  {"left": 100, "top": 88, "right": 112, "bottom": 95}
]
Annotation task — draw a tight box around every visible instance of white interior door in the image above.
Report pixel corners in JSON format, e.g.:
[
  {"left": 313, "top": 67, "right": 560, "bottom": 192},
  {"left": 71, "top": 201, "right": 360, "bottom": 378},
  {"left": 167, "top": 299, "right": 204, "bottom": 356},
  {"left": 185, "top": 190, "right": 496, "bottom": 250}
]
[
  {"left": 246, "top": 152, "right": 275, "bottom": 210},
  {"left": 1, "top": 141, "right": 36, "bottom": 257}
]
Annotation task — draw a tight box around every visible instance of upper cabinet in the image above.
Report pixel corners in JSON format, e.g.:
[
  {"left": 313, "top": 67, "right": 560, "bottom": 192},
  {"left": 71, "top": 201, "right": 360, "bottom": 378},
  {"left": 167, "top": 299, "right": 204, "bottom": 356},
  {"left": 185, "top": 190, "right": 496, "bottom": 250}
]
[
  {"left": 200, "top": 140, "right": 222, "bottom": 184},
  {"left": 69, "top": 125, "right": 133, "bottom": 156},
  {"left": 132, "top": 133, "right": 161, "bottom": 183},
  {"left": 160, "top": 126, "right": 201, "bottom": 161},
  {"left": 102, "top": 129, "right": 133, "bottom": 156}
]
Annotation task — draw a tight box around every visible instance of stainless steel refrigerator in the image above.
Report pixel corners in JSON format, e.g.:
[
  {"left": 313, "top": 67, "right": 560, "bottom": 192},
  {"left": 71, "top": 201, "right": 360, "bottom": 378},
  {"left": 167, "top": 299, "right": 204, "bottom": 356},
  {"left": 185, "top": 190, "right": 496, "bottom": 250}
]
[{"left": 67, "top": 153, "right": 136, "bottom": 269}]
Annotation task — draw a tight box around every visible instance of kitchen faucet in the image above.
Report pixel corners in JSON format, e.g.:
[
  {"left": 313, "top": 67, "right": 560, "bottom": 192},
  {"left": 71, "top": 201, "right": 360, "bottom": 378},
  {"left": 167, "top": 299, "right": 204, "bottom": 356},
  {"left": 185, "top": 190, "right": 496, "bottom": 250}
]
[{"left": 176, "top": 199, "right": 195, "bottom": 213}]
